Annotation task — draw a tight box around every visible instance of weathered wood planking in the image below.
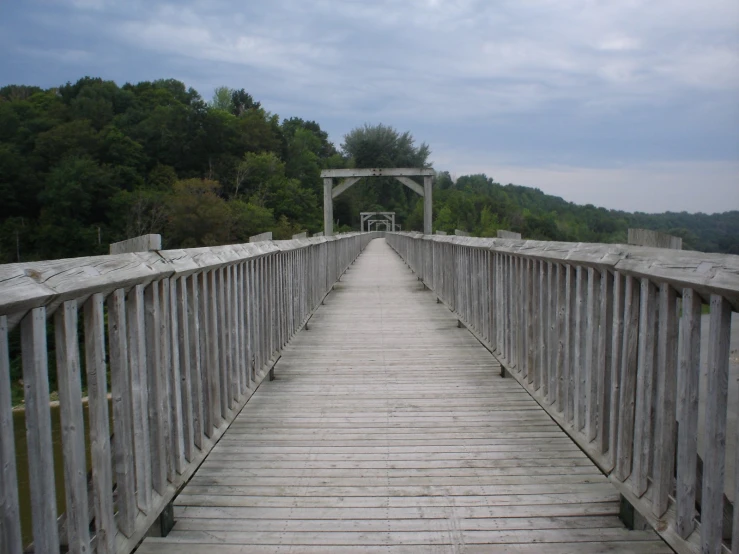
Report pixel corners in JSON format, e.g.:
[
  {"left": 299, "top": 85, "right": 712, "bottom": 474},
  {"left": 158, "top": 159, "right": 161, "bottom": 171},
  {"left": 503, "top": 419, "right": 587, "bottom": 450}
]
[
  {"left": 0, "top": 315, "right": 22, "bottom": 554},
  {"left": 140, "top": 239, "right": 669, "bottom": 553},
  {"left": 387, "top": 232, "right": 738, "bottom": 554}
]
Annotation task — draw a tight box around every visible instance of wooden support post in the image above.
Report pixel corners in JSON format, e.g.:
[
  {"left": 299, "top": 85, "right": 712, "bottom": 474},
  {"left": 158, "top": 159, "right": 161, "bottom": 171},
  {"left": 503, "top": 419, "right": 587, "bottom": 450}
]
[
  {"left": 423, "top": 175, "right": 433, "bottom": 235},
  {"left": 323, "top": 177, "right": 333, "bottom": 236}
]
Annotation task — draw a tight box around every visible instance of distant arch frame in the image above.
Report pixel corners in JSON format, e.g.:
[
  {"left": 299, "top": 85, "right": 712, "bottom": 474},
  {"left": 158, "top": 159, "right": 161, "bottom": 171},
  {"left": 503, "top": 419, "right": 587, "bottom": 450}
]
[{"left": 320, "top": 168, "right": 434, "bottom": 236}]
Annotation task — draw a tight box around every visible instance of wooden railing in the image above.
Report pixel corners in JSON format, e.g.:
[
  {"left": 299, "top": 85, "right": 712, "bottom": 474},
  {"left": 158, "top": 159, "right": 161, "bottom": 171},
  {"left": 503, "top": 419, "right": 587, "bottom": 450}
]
[
  {"left": 387, "top": 231, "right": 739, "bottom": 554},
  {"left": 0, "top": 232, "right": 379, "bottom": 554}
]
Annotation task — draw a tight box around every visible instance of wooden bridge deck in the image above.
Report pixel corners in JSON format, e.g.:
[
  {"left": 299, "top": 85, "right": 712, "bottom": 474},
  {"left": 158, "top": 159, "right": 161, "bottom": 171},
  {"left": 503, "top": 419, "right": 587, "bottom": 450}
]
[{"left": 138, "top": 239, "right": 670, "bottom": 553}]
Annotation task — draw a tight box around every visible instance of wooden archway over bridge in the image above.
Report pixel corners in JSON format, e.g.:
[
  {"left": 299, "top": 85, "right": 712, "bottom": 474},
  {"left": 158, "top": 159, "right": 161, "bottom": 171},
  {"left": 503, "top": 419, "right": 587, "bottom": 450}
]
[{"left": 320, "top": 168, "right": 434, "bottom": 236}]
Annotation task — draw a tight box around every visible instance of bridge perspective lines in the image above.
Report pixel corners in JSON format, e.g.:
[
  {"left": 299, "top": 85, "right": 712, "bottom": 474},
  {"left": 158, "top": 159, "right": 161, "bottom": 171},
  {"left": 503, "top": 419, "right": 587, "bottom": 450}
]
[{"left": 138, "top": 239, "right": 669, "bottom": 553}]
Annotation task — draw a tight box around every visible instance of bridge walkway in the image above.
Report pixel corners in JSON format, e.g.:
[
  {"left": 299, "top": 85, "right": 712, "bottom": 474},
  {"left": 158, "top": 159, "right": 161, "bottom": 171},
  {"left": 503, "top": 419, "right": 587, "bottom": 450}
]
[{"left": 138, "top": 239, "right": 670, "bottom": 553}]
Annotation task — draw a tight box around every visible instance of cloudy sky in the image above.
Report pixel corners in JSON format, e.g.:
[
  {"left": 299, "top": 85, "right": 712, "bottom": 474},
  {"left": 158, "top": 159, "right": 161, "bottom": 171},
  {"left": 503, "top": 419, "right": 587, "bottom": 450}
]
[{"left": 1, "top": 0, "right": 737, "bottom": 213}]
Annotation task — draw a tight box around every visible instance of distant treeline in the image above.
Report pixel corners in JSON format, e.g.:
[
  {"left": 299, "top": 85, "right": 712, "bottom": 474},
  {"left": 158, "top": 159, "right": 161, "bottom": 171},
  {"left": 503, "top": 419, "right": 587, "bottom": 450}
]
[{"left": 0, "top": 77, "right": 737, "bottom": 262}]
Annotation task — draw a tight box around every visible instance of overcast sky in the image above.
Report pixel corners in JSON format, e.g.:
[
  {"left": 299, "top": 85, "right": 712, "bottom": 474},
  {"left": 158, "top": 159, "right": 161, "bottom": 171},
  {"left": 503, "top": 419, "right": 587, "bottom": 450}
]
[{"left": 1, "top": 0, "right": 737, "bottom": 213}]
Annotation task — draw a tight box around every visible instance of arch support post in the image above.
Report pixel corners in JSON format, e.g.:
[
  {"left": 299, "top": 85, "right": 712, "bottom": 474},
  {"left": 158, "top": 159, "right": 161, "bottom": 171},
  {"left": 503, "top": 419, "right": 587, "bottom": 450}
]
[
  {"left": 323, "top": 177, "right": 333, "bottom": 236},
  {"left": 424, "top": 176, "right": 433, "bottom": 235}
]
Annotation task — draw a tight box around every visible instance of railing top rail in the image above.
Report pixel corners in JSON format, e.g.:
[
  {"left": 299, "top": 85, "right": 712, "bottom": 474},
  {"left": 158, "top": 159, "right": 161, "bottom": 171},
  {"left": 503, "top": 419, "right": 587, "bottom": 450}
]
[
  {"left": 391, "top": 232, "right": 739, "bottom": 307},
  {"left": 0, "top": 232, "right": 368, "bottom": 326}
]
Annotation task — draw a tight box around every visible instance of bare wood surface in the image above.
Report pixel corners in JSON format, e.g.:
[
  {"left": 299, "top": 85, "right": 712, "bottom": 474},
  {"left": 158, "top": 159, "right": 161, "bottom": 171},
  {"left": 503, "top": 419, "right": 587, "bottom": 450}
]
[
  {"left": 54, "top": 301, "right": 92, "bottom": 551},
  {"left": 21, "top": 307, "right": 60, "bottom": 552},
  {"left": 83, "top": 294, "right": 116, "bottom": 554},
  {"left": 141, "top": 239, "right": 667, "bottom": 553},
  {"left": 702, "top": 295, "right": 732, "bottom": 552},
  {"left": 0, "top": 315, "right": 22, "bottom": 554}
]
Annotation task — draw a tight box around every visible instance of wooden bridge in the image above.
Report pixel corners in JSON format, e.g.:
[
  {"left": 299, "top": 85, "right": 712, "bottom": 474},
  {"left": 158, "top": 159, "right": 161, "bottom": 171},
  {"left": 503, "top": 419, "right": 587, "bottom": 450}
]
[{"left": 1, "top": 232, "right": 738, "bottom": 553}]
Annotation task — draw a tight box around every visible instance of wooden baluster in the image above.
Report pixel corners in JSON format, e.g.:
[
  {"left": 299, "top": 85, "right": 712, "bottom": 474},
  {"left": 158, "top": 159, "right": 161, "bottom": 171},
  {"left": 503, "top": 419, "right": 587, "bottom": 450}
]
[
  {"left": 145, "top": 281, "right": 167, "bottom": 490},
  {"left": 158, "top": 279, "right": 174, "bottom": 482},
  {"left": 55, "top": 301, "right": 91, "bottom": 552},
  {"left": 127, "top": 285, "right": 152, "bottom": 511},
  {"left": 0, "top": 315, "right": 22, "bottom": 554},
  {"left": 168, "top": 279, "right": 185, "bottom": 475},
  {"left": 83, "top": 295, "right": 115, "bottom": 554},
  {"left": 701, "top": 295, "right": 731, "bottom": 553},
  {"left": 574, "top": 266, "right": 586, "bottom": 432},
  {"left": 555, "top": 264, "right": 566, "bottom": 413},
  {"left": 614, "top": 275, "right": 640, "bottom": 482},
  {"left": 208, "top": 270, "right": 222, "bottom": 427},
  {"left": 547, "top": 262, "right": 557, "bottom": 405},
  {"left": 107, "top": 289, "right": 137, "bottom": 536},
  {"left": 524, "top": 259, "right": 534, "bottom": 380},
  {"left": 537, "top": 260, "right": 547, "bottom": 393},
  {"left": 598, "top": 269, "right": 614, "bottom": 457},
  {"left": 607, "top": 272, "right": 625, "bottom": 470},
  {"left": 632, "top": 278, "right": 658, "bottom": 496},
  {"left": 652, "top": 283, "right": 678, "bottom": 517},
  {"left": 565, "top": 264, "right": 576, "bottom": 427},
  {"left": 585, "top": 268, "right": 601, "bottom": 442},
  {"left": 198, "top": 272, "right": 213, "bottom": 438},
  {"left": 188, "top": 275, "right": 204, "bottom": 449},
  {"left": 178, "top": 276, "right": 195, "bottom": 462},
  {"left": 21, "top": 307, "right": 60, "bottom": 552},
  {"left": 217, "top": 268, "right": 229, "bottom": 417}
]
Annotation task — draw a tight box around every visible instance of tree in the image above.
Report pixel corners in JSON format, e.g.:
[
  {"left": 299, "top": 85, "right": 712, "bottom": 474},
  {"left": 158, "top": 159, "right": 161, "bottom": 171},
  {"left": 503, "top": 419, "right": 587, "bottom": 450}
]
[
  {"left": 341, "top": 123, "right": 430, "bottom": 168},
  {"left": 211, "top": 86, "right": 234, "bottom": 112}
]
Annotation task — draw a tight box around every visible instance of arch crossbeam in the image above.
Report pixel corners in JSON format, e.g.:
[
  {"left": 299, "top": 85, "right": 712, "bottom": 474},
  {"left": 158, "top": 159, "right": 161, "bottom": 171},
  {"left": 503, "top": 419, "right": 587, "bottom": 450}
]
[{"left": 321, "top": 168, "right": 433, "bottom": 236}]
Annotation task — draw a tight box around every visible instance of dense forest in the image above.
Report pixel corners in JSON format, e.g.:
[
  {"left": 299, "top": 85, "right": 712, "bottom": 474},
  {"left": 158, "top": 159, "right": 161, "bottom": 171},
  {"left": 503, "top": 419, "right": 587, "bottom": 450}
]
[{"left": 1, "top": 77, "right": 737, "bottom": 262}]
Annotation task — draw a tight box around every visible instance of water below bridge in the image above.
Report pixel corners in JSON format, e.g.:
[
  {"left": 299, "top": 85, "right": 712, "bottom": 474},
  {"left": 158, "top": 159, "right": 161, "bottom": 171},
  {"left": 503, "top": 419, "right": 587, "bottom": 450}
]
[{"left": 138, "top": 239, "right": 670, "bottom": 553}]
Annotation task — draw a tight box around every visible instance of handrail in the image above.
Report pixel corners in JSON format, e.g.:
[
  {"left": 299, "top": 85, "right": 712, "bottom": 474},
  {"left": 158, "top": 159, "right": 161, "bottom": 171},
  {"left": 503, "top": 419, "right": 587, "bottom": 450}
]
[
  {"left": 386, "top": 231, "right": 739, "bottom": 554},
  {"left": 0, "top": 232, "right": 381, "bottom": 554}
]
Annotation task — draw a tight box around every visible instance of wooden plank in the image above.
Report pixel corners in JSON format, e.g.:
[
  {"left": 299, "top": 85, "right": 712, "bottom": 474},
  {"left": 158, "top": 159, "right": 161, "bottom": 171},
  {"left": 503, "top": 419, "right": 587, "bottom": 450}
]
[
  {"left": 701, "top": 294, "right": 732, "bottom": 553},
  {"left": 21, "top": 307, "right": 60, "bottom": 552},
  {"left": 83, "top": 294, "right": 116, "bottom": 554},
  {"left": 54, "top": 301, "right": 91, "bottom": 552},
  {"left": 585, "top": 268, "right": 601, "bottom": 442},
  {"left": 169, "top": 278, "right": 185, "bottom": 474},
  {"left": 555, "top": 264, "right": 566, "bottom": 413},
  {"left": 632, "top": 278, "right": 657, "bottom": 497},
  {"left": 676, "top": 288, "right": 701, "bottom": 538},
  {"left": 177, "top": 277, "right": 195, "bottom": 462},
  {"left": 615, "top": 275, "right": 640, "bottom": 482},
  {"left": 564, "top": 264, "right": 575, "bottom": 425},
  {"left": 140, "top": 238, "right": 666, "bottom": 554},
  {"left": 597, "top": 269, "right": 613, "bottom": 456},
  {"left": 108, "top": 289, "right": 138, "bottom": 536},
  {"left": 0, "top": 315, "right": 23, "bottom": 554},
  {"left": 127, "top": 284, "right": 152, "bottom": 511},
  {"left": 145, "top": 281, "right": 167, "bottom": 492},
  {"left": 574, "top": 266, "right": 586, "bottom": 431},
  {"left": 607, "top": 272, "right": 624, "bottom": 470},
  {"left": 197, "top": 272, "right": 213, "bottom": 438},
  {"left": 652, "top": 283, "right": 678, "bottom": 517},
  {"left": 547, "top": 262, "right": 556, "bottom": 405}
]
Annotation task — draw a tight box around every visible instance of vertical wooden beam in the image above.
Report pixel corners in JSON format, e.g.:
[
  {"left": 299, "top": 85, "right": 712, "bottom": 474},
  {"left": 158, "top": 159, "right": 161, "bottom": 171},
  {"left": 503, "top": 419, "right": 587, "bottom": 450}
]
[
  {"left": 188, "top": 275, "right": 204, "bottom": 449},
  {"left": 0, "top": 315, "right": 22, "bottom": 554},
  {"left": 652, "top": 283, "right": 678, "bottom": 517},
  {"left": 54, "top": 301, "right": 91, "bottom": 552},
  {"left": 632, "top": 278, "right": 657, "bottom": 496},
  {"left": 145, "top": 282, "right": 167, "bottom": 492},
  {"left": 178, "top": 277, "right": 195, "bottom": 462},
  {"left": 83, "top": 295, "right": 115, "bottom": 554},
  {"left": 615, "top": 276, "right": 640, "bottom": 482},
  {"left": 701, "top": 295, "right": 732, "bottom": 553},
  {"left": 324, "top": 177, "right": 333, "bottom": 236},
  {"left": 585, "top": 268, "right": 601, "bottom": 442},
  {"left": 168, "top": 279, "right": 185, "bottom": 475},
  {"left": 607, "top": 272, "right": 624, "bottom": 469},
  {"left": 107, "top": 289, "right": 137, "bottom": 536},
  {"left": 22, "top": 307, "right": 60, "bottom": 552},
  {"left": 127, "top": 285, "right": 152, "bottom": 512}
]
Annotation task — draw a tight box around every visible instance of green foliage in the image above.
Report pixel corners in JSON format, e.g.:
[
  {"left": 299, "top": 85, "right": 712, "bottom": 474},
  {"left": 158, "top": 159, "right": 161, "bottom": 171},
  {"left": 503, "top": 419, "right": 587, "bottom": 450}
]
[{"left": 0, "top": 77, "right": 736, "bottom": 262}]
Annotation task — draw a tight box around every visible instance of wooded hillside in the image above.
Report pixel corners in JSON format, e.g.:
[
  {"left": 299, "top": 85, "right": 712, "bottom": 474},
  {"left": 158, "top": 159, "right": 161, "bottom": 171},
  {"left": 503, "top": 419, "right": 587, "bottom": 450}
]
[{"left": 1, "top": 77, "right": 736, "bottom": 261}]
